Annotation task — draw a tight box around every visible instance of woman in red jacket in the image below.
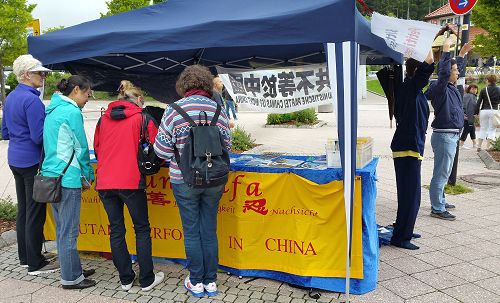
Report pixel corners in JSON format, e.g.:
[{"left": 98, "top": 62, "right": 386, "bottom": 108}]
[{"left": 93, "top": 84, "right": 164, "bottom": 292}]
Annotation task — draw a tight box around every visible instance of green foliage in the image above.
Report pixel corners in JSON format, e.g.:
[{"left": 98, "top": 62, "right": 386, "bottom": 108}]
[
  {"left": 43, "top": 72, "right": 72, "bottom": 99},
  {"left": 423, "top": 184, "right": 473, "bottom": 195},
  {"left": 471, "top": 0, "right": 500, "bottom": 57},
  {"left": 0, "top": 0, "right": 36, "bottom": 103},
  {"left": 5, "top": 72, "right": 17, "bottom": 94},
  {"left": 0, "top": 196, "right": 17, "bottom": 221},
  {"left": 102, "top": 0, "right": 165, "bottom": 17},
  {"left": 0, "top": 0, "right": 36, "bottom": 65},
  {"left": 444, "top": 184, "right": 473, "bottom": 195},
  {"left": 43, "top": 26, "right": 65, "bottom": 34},
  {"left": 231, "top": 126, "right": 256, "bottom": 152},
  {"left": 490, "top": 137, "right": 500, "bottom": 151},
  {"left": 358, "top": 0, "right": 444, "bottom": 20},
  {"left": 267, "top": 109, "right": 317, "bottom": 125}
]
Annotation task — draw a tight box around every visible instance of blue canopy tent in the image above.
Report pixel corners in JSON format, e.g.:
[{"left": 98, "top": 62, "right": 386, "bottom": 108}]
[{"left": 28, "top": 0, "right": 401, "bottom": 296}]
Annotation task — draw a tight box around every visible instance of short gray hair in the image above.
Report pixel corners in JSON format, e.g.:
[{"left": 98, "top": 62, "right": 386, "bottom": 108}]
[{"left": 13, "top": 54, "right": 44, "bottom": 82}]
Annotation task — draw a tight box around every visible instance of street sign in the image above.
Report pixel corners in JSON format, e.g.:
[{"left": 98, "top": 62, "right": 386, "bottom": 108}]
[
  {"left": 449, "top": 0, "right": 477, "bottom": 15},
  {"left": 27, "top": 19, "right": 41, "bottom": 36}
]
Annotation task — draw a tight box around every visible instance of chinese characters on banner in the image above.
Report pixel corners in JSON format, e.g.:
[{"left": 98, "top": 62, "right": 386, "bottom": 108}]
[
  {"left": 371, "top": 13, "right": 440, "bottom": 62},
  {"left": 216, "top": 64, "right": 334, "bottom": 113},
  {"left": 44, "top": 166, "right": 363, "bottom": 279}
]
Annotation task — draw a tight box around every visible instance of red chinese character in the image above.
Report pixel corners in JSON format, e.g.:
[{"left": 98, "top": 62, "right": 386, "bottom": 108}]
[
  {"left": 147, "top": 192, "right": 171, "bottom": 206},
  {"left": 243, "top": 199, "right": 268, "bottom": 215}
]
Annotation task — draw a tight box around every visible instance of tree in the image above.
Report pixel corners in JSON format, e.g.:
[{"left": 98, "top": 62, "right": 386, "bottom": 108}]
[
  {"left": 101, "top": 0, "right": 165, "bottom": 17},
  {"left": 471, "top": 0, "right": 500, "bottom": 57},
  {"left": 43, "top": 26, "right": 65, "bottom": 34},
  {"left": 0, "top": 0, "right": 36, "bottom": 105}
]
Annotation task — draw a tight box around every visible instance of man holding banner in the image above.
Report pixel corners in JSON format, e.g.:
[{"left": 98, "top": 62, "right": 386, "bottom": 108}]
[{"left": 426, "top": 38, "right": 473, "bottom": 221}]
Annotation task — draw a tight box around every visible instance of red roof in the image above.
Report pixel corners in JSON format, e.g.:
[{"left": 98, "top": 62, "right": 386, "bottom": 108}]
[{"left": 424, "top": 3, "right": 453, "bottom": 20}]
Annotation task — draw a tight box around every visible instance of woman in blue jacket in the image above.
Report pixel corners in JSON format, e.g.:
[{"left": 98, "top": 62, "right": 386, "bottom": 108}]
[
  {"left": 1, "top": 55, "right": 58, "bottom": 275},
  {"left": 41, "top": 76, "right": 96, "bottom": 289}
]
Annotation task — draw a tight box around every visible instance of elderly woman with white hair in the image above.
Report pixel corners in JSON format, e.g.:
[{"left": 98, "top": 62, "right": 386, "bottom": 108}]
[{"left": 1, "top": 54, "right": 59, "bottom": 275}]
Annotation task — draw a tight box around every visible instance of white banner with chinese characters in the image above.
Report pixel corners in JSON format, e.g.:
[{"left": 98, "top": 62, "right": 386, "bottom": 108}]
[
  {"left": 371, "top": 12, "right": 440, "bottom": 61},
  {"left": 216, "top": 64, "right": 334, "bottom": 113}
]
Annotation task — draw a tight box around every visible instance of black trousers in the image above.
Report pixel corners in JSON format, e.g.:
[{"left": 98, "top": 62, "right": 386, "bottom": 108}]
[
  {"left": 9, "top": 164, "right": 47, "bottom": 271},
  {"left": 460, "top": 121, "right": 476, "bottom": 141},
  {"left": 98, "top": 189, "right": 154, "bottom": 288},
  {"left": 391, "top": 157, "right": 421, "bottom": 244}
]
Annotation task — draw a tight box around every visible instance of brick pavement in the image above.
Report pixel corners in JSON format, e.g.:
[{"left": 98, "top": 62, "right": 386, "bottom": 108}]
[{"left": 1, "top": 94, "right": 499, "bottom": 302}]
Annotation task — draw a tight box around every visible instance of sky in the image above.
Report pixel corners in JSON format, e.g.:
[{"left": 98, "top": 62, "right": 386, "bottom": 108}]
[{"left": 27, "top": 0, "right": 108, "bottom": 31}]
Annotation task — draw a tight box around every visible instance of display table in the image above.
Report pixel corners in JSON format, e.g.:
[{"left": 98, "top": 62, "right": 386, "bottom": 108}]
[{"left": 44, "top": 155, "right": 378, "bottom": 295}]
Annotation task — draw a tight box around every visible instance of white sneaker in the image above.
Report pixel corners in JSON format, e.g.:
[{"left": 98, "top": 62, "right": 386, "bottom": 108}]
[
  {"left": 141, "top": 272, "right": 164, "bottom": 292},
  {"left": 121, "top": 271, "right": 136, "bottom": 291},
  {"left": 203, "top": 282, "right": 218, "bottom": 296},
  {"left": 184, "top": 276, "right": 204, "bottom": 297}
]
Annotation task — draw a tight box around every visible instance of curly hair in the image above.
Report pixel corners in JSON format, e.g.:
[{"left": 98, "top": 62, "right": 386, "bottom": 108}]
[
  {"left": 13, "top": 54, "right": 43, "bottom": 82},
  {"left": 175, "top": 65, "right": 214, "bottom": 97}
]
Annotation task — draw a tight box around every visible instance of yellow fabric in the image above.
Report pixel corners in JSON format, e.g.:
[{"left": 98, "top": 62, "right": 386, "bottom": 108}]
[
  {"left": 392, "top": 151, "right": 424, "bottom": 160},
  {"left": 45, "top": 166, "right": 363, "bottom": 279}
]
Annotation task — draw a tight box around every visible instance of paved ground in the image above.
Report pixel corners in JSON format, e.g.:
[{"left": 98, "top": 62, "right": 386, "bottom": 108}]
[{"left": 1, "top": 93, "right": 499, "bottom": 302}]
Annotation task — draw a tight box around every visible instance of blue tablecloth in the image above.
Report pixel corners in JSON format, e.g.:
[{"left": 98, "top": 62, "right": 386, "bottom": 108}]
[{"left": 223, "top": 155, "right": 379, "bottom": 295}]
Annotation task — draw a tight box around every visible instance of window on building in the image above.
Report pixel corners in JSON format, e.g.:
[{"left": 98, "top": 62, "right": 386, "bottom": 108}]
[{"left": 440, "top": 19, "right": 446, "bottom": 25}]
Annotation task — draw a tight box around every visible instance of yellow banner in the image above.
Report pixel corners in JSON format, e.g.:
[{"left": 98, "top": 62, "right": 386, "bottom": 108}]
[{"left": 45, "top": 166, "right": 363, "bottom": 279}]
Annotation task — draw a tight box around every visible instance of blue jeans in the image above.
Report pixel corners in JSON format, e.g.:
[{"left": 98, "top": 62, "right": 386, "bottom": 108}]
[
  {"left": 171, "top": 183, "right": 224, "bottom": 285},
  {"left": 225, "top": 100, "right": 237, "bottom": 120},
  {"left": 429, "top": 132, "right": 459, "bottom": 213},
  {"left": 51, "top": 187, "right": 84, "bottom": 285},
  {"left": 98, "top": 189, "right": 154, "bottom": 288}
]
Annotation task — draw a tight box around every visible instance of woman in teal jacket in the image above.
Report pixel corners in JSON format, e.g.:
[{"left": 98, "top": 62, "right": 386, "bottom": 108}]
[{"left": 41, "top": 76, "right": 96, "bottom": 290}]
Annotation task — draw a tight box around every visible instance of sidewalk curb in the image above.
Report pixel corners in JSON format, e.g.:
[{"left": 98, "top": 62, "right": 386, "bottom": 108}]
[{"left": 478, "top": 150, "right": 500, "bottom": 170}]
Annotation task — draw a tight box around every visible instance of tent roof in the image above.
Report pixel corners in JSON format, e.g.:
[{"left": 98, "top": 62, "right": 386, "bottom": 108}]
[{"left": 28, "top": 0, "right": 401, "bottom": 100}]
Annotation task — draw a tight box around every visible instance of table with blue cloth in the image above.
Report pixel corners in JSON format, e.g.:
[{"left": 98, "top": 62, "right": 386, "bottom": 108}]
[{"left": 225, "top": 154, "right": 379, "bottom": 295}]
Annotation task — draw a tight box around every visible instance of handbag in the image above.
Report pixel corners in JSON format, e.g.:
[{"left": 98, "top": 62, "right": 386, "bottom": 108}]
[
  {"left": 485, "top": 87, "right": 500, "bottom": 128},
  {"left": 137, "top": 113, "right": 162, "bottom": 175},
  {"left": 32, "top": 148, "right": 75, "bottom": 203}
]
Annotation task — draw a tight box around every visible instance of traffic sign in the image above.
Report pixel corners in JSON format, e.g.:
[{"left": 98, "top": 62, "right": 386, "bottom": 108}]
[{"left": 449, "top": 0, "right": 477, "bottom": 15}]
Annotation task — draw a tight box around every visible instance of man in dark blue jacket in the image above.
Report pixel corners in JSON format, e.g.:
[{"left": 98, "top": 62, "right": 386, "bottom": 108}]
[{"left": 426, "top": 38, "right": 473, "bottom": 221}]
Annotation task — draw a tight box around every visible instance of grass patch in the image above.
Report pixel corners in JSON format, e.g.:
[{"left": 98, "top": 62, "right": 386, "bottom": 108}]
[
  {"left": 0, "top": 196, "right": 17, "bottom": 221},
  {"left": 422, "top": 183, "right": 473, "bottom": 195},
  {"left": 366, "top": 79, "right": 385, "bottom": 96}
]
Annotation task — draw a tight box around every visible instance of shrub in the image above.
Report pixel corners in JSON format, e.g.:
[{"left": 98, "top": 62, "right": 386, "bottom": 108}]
[
  {"left": 490, "top": 137, "right": 500, "bottom": 151},
  {"left": 294, "top": 108, "right": 317, "bottom": 124},
  {"left": 231, "top": 126, "right": 256, "bottom": 152},
  {"left": 266, "top": 109, "right": 317, "bottom": 125},
  {"left": 5, "top": 72, "right": 18, "bottom": 95},
  {"left": 43, "top": 72, "right": 72, "bottom": 99},
  {"left": 0, "top": 196, "right": 17, "bottom": 221}
]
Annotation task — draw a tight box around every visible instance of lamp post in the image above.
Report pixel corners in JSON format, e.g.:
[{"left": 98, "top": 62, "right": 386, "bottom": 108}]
[{"left": 494, "top": 56, "right": 498, "bottom": 74}]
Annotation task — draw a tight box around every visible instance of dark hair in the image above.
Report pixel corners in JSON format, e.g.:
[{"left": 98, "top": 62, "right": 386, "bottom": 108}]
[
  {"left": 486, "top": 74, "right": 497, "bottom": 85},
  {"left": 466, "top": 84, "right": 478, "bottom": 93},
  {"left": 175, "top": 65, "right": 214, "bottom": 97},
  {"left": 450, "top": 58, "right": 457, "bottom": 67},
  {"left": 405, "top": 58, "right": 420, "bottom": 78},
  {"left": 56, "top": 75, "right": 92, "bottom": 96}
]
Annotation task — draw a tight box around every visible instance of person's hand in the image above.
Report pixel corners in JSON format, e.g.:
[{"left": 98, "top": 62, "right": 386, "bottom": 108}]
[
  {"left": 459, "top": 42, "right": 474, "bottom": 57},
  {"left": 228, "top": 119, "right": 235, "bottom": 129},
  {"left": 81, "top": 177, "right": 92, "bottom": 191},
  {"left": 443, "top": 37, "right": 454, "bottom": 52}
]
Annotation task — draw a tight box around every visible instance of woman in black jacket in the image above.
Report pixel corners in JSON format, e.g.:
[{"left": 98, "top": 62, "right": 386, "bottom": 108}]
[{"left": 459, "top": 84, "right": 478, "bottom": 149}]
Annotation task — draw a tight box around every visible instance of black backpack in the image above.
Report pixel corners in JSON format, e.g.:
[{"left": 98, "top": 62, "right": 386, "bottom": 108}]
[
  {"left": 137, "top": 113, "right": 162, "bottom": 175},
  {"left": 170, "top": 102, "right": 230, "bottom": 188}
]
